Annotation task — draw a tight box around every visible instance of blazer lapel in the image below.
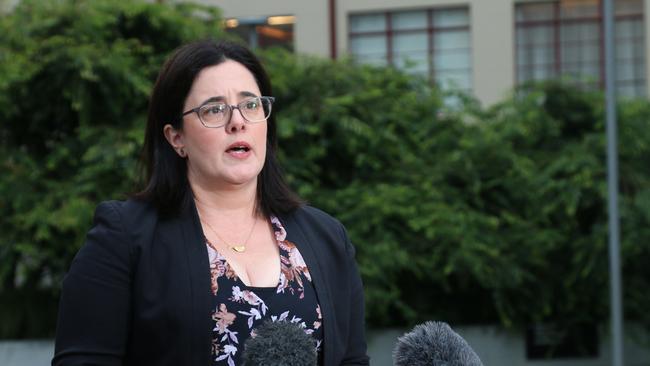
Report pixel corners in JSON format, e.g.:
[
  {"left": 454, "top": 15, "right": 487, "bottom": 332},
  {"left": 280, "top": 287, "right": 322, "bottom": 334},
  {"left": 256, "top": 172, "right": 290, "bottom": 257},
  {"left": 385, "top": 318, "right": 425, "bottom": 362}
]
[
  {"left": 178, "top": 201, "right": 212, "bottom": 366},
  {"left": 280, "top": 210, "right": 336, "bottom": 366}
]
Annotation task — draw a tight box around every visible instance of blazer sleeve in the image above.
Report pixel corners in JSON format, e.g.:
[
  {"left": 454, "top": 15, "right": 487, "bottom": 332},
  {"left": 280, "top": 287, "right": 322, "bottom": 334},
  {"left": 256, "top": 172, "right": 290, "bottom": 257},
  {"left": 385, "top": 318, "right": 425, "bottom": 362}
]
[
  {"left": 52, "top": 201, "right": 133, "bottom": 366},
  {"left": 339, "top": 224, "right": 370, "bottom": 366}
]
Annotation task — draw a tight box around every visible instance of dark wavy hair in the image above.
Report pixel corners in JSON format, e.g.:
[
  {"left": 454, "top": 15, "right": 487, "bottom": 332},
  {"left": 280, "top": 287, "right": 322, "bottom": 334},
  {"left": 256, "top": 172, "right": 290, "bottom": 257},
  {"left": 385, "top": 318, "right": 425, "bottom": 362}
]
[{"left": 135, "top": 40, "right": 302, "bottom": 217}]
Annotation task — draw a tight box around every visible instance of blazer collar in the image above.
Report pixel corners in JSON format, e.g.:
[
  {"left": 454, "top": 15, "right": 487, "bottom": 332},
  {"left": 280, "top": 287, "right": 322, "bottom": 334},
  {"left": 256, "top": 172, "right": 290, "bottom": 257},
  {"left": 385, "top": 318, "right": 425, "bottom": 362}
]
[
  {"left": 279, "top": 209, "right": 336, "bottom": 366},
  {"left": 163, "top": 199, "right": 213, "bottom": 365}
]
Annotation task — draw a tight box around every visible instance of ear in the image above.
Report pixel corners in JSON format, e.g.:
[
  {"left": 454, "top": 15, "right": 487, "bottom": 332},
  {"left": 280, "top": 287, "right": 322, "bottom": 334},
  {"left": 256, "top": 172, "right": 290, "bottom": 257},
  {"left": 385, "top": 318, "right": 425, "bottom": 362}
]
[{"left": 163, "top": 124, "right": 187, "bottom": 158}]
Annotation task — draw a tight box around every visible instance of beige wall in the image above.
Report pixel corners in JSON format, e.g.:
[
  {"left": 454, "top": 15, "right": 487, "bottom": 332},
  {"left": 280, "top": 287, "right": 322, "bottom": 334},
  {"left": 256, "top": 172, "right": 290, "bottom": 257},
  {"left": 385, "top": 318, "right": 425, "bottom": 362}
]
[
  {"left": 470, "top": 0, "right": 515, "bottom": 105},
  {"left": 3, "top": 0, "right": 649, "bottom": 104},
  {"left": 199, "top": 0, "right": 650, "bottom": 106}
]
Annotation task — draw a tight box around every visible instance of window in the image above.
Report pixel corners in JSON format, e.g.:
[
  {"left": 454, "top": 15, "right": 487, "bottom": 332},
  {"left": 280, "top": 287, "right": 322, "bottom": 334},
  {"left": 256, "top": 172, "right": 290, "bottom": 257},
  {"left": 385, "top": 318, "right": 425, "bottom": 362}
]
[
  {"left": 225, "top": 15, "right": 295, "bottom": 51},
  {"left": 516, "top": 0, "right": 645, "bottom": 97},
  {"left": 349, "top": 8, "right": 473, "bottom": 92}
]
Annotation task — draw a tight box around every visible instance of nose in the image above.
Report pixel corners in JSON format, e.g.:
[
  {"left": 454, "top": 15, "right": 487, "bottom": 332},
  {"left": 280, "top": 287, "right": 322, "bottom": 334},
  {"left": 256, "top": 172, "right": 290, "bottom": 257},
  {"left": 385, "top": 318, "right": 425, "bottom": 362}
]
[{"left": 225, "top": 106, "right": 246, "bottom": 134}]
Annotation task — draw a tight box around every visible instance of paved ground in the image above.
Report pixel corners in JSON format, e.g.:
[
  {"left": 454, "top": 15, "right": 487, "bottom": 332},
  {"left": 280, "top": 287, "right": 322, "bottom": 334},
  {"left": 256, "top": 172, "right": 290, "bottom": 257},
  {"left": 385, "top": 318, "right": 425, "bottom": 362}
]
[
  {"left": 4, "top": 327, "right": 650, "bottom": 366},
  {"left": 0, "top": 336, "right": 397, "bottom": 366},
  {"left": 0, "top": 340, "right": 54, "bottom": 366}
]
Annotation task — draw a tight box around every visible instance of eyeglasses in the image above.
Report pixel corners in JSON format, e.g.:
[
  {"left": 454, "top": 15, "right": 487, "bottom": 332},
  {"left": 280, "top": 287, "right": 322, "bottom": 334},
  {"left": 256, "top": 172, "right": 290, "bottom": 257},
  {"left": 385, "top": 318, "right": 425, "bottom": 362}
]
[{"left": 182, "top": 96, "right": 275, "bottom": 128}]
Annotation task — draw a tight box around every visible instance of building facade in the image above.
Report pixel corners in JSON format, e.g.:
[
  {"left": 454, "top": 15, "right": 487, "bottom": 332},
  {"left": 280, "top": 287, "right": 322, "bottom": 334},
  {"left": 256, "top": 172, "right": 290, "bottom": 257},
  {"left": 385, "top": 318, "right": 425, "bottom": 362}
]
[{"left": 204, "top": 0, "right": 649, "bottom": 106}]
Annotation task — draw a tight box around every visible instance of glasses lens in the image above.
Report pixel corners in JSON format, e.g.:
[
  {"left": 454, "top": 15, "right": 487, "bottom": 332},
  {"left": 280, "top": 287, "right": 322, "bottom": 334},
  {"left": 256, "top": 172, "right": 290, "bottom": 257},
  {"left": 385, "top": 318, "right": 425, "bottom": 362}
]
[
  {"left": 199, "top": 103, "right": 229, "bottom": 127},
  {"left": 240, "top": 97, "right": 272, "bottom": 122}
]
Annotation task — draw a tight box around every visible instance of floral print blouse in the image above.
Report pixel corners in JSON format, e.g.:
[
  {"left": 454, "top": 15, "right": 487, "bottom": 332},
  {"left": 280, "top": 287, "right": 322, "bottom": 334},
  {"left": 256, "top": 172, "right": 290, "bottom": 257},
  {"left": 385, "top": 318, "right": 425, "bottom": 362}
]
[{"left": 207, "top": 216, "right": 323, "bottom": 366}]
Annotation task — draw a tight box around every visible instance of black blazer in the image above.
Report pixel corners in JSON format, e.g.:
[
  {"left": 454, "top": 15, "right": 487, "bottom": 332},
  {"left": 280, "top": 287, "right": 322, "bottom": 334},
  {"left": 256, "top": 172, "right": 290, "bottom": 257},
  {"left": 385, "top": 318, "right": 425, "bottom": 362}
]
[{"left": 53, "top": 199, "right": 369, "bottom": 365}]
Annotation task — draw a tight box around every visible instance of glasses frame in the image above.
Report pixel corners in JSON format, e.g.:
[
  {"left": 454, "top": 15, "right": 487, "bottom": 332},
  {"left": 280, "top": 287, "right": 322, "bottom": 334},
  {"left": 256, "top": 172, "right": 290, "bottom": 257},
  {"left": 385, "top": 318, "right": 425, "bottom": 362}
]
[{"left": 181, "top": 96, "right": 275, "bottom": 128}]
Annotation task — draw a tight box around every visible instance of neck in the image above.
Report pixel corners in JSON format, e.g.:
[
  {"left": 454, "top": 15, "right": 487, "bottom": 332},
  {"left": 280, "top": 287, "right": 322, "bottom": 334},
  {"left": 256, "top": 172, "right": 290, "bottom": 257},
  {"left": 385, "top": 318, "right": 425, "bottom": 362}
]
[{"left": 190, "top": 178, "right": 259, "bottom": 222}]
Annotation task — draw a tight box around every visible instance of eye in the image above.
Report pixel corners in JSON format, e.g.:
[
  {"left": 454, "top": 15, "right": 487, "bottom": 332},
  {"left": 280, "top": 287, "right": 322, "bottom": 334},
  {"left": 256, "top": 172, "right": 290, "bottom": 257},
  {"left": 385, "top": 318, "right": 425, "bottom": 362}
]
[
  {"left": 201, "top": 103, "right": 227, "bottom": 117},
  {"left": 242, "top": 98, "right": 261, "bottom": 110}
]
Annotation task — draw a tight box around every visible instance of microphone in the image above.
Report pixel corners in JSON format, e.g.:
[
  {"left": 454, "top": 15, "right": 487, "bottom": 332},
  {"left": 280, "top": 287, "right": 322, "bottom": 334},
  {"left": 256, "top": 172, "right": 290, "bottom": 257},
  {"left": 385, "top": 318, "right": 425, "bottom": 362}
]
[
  {"left": 242, "top": 320, "right": 317, "bottom": 366},
  {"left": 393, "top": 321, "right": 484, "bottom": 366}
]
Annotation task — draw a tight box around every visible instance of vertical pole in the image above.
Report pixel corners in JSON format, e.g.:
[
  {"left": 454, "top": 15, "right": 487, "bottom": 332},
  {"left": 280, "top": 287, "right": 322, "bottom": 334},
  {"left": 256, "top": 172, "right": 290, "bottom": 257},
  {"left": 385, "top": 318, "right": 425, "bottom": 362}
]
[
  {"left": 602, "top": 1, "right": 623, "bottom": 366},
  {"left": 329, "top": 0, "right": 337, "bottom": 59}
]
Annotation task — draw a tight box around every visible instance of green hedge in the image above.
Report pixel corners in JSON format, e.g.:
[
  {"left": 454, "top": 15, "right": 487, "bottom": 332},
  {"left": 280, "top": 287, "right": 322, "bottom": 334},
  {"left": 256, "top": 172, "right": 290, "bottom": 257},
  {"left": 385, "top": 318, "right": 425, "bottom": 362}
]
[
  {"left": 0, "top": 0, "right": 225, "bottom": 337},
  {"left": 269, "top": 53, "right": 650, "bottom": 334},
  {"left": 1, "top": 0, "right": 649, "bottom": 341}
]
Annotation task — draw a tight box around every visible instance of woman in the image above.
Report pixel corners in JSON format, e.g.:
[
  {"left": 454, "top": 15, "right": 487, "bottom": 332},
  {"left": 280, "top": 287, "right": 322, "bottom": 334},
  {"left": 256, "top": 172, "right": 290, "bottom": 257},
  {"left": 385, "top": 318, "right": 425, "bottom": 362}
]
[{"left": 52, "top": 40, "right": 369, "bottom": 366}]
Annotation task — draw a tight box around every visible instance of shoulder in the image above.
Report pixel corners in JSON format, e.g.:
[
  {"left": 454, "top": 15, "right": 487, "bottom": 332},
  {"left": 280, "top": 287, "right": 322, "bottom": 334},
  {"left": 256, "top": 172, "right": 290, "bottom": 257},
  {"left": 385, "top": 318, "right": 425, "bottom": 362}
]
[
  {"left": 290, "top": 205, "right": 343, "bottom": 229},
  {"left": 288, "top": 205, "right": 348, "bottom": 238},
  {"left": 76, "top": 198, "right": 160, "bottom": 266},
  {"left": 93, "top": 198, "right": 157, "bottom": 228},
  {"left": 87, "top": 198, "right": 159, "bottom": 251},
  {"left": 284, "top": 205, "right": 354, "bottom": 256}
]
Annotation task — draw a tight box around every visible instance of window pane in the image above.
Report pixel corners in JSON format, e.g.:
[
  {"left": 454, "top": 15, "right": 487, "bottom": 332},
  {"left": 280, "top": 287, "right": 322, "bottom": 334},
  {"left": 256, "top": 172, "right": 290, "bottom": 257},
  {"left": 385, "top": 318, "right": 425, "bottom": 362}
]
[
  {"left": 615, "top": 14, "right": 645, "bottom": 96},
  {"left": 393, "top": 33, "right": 427, "bottom": 53},
  {"left": 530, "top": 47, "right": 555, "bottom": 66},
  {"left": 516, "top": 27, "right": 551, "bottom": 48},
  {"left": 519, "top": 65, "right": 554, "bottom": 82},
  {"left": 516, "top": 2, "right": 555, "bottom": 22},
  {"left": 533, "top": 65, "right": 554, "bottom": 80},
  {"left": 350, "top": 35, "right": 388, "bottom": 66},
  {"left": 616, "top": 40, "right": 635, "bottom": 60},
  {"left": 433, "top": 8, "right": 469, "bottom": 28},
  {"left": 618, "top": 18, "right": 643, "bottom": 37},
  {"left": 434, "top": 50, "right": 471, "bottom": 70},
  {"left": 393, "top": 32, "right": 429, "bottom": 75},
  {"left": 434, "top": 30, "right": 470, "bottom": 50},
  {"left": 561, "top": 23, "right": 599, "bottom": 43},
  {"left": 517, "top": 26, "right": 554, "bottom": 46},
  {"left": 436, "top": 70, "right": 472, "bottom": 90},
  {"left": 350, "top": 35, "right": 387, "bottom": 54},
  {"left": 617, "top": 83, "right": 642, "bottom": 97},
  {"left": 616, "top": 0, "right": 643, "bottom": 16},
  {"left": 392, "top": 11, "right": 427, "bottom": 30},
  {"left": 561, "top": 43, "right": 600, "bottom": 64},
  {"left": 517, "top": 48, "right": 531, "bottom": 67},
  {"left": 560, "top": 0, "right": 599, "bottom": 20},
  {"left": 616, "top": 19, "right": 644, "bottom": 62},
  {"left": 617, "top": 61, "right": 637, "bottom": 80},
  {"left": 350, "top": 13, "right": 386, "bottom": 33},
  {"left": 432, "top": 8, "right": 471, "bottom": 90},
  {"left": 516, "top": 2, "right": 558, "bottom": 84}
]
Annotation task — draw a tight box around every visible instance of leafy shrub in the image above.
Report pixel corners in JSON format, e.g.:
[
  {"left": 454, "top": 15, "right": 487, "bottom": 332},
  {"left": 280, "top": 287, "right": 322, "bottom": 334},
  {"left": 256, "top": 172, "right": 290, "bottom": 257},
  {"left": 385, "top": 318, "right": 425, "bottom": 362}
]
[
  {"left": 1, "top": 0, "right": 649, "bottom": 344},
  {"left": 0, "top": 0, "right": 224, "bottom": 337},
  {"left": 269, "top": 51, "right": 650, "bottom": 334}
]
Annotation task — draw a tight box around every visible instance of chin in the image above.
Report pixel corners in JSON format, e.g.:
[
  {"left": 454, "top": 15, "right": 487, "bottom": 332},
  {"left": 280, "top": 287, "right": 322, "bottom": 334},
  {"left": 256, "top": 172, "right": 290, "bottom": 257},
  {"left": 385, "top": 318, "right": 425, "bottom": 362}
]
[{"left": 223, "top": 171, "right": 261, "bottom": 187}]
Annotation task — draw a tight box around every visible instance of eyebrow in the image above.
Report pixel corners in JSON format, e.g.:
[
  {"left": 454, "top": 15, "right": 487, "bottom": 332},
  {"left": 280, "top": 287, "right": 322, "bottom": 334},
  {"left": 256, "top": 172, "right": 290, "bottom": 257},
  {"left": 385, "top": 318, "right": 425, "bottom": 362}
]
[{"left": 198, "top": 91, "right": 259, "bottom": 106}]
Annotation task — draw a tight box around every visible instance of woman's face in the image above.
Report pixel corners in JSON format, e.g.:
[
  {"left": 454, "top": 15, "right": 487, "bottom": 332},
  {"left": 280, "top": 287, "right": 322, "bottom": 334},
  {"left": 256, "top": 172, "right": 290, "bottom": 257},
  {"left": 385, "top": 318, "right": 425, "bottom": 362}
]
[{"left": 164, "top": 60, "right": 268, "bottom": 191}]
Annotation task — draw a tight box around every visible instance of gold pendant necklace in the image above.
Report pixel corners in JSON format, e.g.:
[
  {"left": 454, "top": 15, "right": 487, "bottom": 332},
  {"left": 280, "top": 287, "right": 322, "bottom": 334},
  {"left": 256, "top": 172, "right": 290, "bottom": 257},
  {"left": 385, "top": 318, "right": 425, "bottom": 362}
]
[{"left": 201, "top": 216, "right": 256, "bottom": 253}]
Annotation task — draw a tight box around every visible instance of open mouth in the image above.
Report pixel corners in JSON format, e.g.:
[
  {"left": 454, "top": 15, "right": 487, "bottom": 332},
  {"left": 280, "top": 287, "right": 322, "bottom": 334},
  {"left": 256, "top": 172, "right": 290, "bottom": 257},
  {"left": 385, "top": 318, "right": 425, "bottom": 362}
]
[
  {"left": 226, "top": 142, "right": 251, "bottom": 153},
  {"left": 227, "top": 146, "right": 250, "bottom": 152}
]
